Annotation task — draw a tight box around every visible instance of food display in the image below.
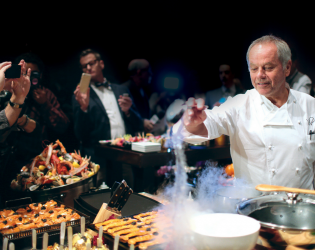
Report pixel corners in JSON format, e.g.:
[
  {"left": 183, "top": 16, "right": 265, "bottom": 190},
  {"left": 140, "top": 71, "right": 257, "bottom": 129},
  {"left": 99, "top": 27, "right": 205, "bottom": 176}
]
[
  {"left": 10, "top": 139, "right": 100, "bottom": 191},
  {"left": 101, "top": 133, "right": 165, "bottom": 148},
  {"left": 47, "top": 232, "right": 109, "bottom": 250},
  {"left": 46, "top": 228, "right": 108, "bottom": 250},
  {"left": 0, "top": 200, "right": 81, "bottom": 235},
  {"left": 94, "top": 210, "right": 172, "bottom": 249}
]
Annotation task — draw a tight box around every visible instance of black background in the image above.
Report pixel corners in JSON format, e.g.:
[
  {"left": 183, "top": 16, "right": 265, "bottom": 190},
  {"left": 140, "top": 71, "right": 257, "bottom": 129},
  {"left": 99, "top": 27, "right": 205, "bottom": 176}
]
[{"left": 1, "top": 3, "right": 314, "bottom": 97}]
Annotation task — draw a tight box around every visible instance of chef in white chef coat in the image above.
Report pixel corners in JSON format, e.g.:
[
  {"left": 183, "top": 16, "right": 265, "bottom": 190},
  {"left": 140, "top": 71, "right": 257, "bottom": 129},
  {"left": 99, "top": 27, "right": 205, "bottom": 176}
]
[{"left": 173, "top": 35, "right": 315, "bottom": 189}]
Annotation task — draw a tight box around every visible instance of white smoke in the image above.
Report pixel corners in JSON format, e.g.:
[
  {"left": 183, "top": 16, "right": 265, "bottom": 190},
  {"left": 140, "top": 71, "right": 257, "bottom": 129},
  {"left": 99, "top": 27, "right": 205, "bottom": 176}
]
[{"left": 153, "top": 131, "right": 259, "bottom": 249}]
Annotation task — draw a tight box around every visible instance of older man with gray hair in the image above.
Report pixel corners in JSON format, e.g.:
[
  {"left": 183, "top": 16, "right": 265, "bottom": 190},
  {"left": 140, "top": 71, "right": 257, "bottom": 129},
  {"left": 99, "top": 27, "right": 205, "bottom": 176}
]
[{"left": 173, "top": 35, "right": 315, "bottom": 189}]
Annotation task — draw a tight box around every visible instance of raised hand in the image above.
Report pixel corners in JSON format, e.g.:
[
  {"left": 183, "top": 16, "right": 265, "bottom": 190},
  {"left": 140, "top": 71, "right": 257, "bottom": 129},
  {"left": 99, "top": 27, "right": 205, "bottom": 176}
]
[
  {"left": 74, "top": 85, "right": 90, "bottom": 112},
  {"left": 182, "top": 97, "right": 207, "bottom": 135},
  {"left": 0, "top": 61, "right": 12, "bottom": 92},
  {"left": 9, "top": 60, "right": 31, "bottom": 104}
]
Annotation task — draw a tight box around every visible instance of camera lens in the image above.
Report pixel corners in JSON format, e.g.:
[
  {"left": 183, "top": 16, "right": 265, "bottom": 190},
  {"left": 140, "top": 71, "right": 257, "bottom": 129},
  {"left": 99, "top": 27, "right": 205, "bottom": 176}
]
[{"left": 30, "top": 71, "right": 40, "bottom": 88}]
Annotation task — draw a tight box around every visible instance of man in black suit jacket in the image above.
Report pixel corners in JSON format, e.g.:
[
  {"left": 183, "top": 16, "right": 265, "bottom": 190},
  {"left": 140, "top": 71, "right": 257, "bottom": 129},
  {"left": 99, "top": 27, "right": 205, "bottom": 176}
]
[{"left": 72, "top": 49, "right": 143, "bottom": 185}]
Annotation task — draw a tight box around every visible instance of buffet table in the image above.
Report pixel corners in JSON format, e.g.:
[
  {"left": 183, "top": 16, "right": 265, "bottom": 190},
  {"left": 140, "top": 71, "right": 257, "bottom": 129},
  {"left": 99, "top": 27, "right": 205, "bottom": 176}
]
[{"left": 94, "top": 142, "right": 231, "bottom": 192}]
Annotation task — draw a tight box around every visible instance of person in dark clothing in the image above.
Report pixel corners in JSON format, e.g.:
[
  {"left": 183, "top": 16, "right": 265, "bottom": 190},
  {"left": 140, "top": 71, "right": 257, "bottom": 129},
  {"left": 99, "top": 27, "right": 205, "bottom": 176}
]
[
  {"left": 72, "top": 49, "right": 143, "bottom": 186},
  {"left": 0, "top": 60, "right": 41, "bottom": 207},
  {"left": 122, "top": 59, "right": 153, "bottom": 132},
  {"left": 14, "top": 53, "right": 70, "bottom": 146}
]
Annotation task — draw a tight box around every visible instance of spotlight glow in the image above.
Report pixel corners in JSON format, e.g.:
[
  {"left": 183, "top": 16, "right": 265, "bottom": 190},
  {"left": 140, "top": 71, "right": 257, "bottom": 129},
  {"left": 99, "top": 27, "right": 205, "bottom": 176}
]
[{"left": 164, "top": 77, "right": 180, "bottom": 90}]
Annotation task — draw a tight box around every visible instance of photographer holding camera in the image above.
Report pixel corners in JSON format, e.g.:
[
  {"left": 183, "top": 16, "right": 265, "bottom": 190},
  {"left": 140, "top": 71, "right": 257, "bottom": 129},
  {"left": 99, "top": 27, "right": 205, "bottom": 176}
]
[
  {"left": 0, "top": 60, "right": 41, "bottom": 207},
  {"left": 14, "top": 53, "right": 70, "bottom": 149}
]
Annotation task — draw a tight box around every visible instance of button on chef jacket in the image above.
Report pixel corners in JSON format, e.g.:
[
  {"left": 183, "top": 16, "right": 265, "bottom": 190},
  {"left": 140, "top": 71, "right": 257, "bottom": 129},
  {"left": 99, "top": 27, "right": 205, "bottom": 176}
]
[{"left": 173, "top": 86, "right": 315, "bottom": 189}]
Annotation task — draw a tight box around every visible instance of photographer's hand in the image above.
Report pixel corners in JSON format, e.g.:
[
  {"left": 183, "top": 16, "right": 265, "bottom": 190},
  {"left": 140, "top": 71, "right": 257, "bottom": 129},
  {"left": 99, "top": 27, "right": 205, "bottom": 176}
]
[
  {"left": 0, "top": 62, "right": 12, "bottom": 92},
  {"left": 9, "top": 60, "right": 31, "bottom": 104}
]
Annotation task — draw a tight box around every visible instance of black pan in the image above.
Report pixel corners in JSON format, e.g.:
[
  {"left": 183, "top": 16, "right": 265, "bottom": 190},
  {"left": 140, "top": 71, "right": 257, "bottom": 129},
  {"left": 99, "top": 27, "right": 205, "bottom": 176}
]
[{"left": 76, "top": 189, "right": 162, "bottom": 218}]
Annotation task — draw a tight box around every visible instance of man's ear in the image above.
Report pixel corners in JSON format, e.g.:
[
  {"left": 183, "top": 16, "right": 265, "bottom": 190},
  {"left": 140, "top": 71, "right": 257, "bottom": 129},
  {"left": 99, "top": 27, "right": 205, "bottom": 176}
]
[
  {"left": 285, "top": 60, "right": 292, "bottom": 77},
  {"left": 100, "top": 60, "right": 105, "bottom": 70}
]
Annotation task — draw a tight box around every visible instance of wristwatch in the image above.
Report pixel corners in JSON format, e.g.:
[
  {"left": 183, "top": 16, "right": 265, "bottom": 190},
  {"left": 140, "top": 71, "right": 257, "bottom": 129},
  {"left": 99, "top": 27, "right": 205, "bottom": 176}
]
[{"left": 9, "top": 100, "right": 24, "bottom": 109}]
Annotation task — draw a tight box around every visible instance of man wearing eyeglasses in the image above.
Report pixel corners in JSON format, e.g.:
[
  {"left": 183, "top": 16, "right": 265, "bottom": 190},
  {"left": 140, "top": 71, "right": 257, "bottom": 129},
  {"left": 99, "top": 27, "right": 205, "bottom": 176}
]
[{"left": 72, "top": 49, "right": 143, "bottom": 186}]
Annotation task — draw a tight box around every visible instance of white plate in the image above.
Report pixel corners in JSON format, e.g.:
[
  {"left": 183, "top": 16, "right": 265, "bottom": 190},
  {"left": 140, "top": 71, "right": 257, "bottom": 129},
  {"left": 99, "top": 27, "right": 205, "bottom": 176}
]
[
  {"left": 132, "top": 142, "right": 161, "bottom": 146},
  {"left": 99, "top": 140, "right": 112, "bottom": 144},
  {"left": 184, "top": 135, "right": 208, "bottom": 144}
]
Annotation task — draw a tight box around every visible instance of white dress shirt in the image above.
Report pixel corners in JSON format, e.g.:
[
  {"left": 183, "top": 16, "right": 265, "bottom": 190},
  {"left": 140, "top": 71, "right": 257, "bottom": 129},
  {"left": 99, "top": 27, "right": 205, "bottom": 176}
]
[
  {"left": 286, "top": 69, "right": 312, "bottom": 95},
  {"left": 91, "top": 82, "right": 126, "bottom": 139},
  {"left": 173, "top": 86, "right": 315, "bottom": 189}
]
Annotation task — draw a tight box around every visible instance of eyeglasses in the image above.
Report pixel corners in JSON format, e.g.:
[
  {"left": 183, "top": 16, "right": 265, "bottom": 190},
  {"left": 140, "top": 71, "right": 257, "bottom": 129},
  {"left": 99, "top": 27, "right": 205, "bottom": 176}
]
[{"left": 81, "top": 59, "right": 98, "bottom": 69}]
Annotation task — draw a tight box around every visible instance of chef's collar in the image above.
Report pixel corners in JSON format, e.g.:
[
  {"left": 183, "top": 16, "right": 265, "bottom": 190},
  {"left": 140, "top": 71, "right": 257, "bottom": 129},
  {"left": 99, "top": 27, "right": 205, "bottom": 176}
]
[
  {"left": 286, "top": 84, "right": 297, "bottom": 105},
  {"left": 259, "top": 83, "right": 294, "bottom": 111}
]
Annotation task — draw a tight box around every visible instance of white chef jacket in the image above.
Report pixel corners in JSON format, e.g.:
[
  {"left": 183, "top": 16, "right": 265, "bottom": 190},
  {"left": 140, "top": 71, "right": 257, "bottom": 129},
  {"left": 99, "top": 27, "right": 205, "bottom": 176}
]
[{"left": 173, "top": 86, "right": 315, "bottom": 189}]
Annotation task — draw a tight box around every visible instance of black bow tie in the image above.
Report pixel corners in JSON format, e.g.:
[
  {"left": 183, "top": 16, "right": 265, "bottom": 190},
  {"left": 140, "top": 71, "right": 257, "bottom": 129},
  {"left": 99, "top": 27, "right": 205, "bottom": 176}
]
[
  {"left": 95, "top": 80, "right": 111, "bottom": 89},
  {"left": 95, "top": 81, "right": 109, "bottom": 88}
]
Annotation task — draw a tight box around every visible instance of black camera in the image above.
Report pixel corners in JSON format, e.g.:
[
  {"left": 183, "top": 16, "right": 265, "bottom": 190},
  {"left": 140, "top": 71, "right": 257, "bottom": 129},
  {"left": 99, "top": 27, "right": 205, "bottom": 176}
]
[
  {"left": 30, "top": 71, "right": 41, "bottom": 90},
  {"left": 5, "top": 64, "right": 21, "bottom": 78}
]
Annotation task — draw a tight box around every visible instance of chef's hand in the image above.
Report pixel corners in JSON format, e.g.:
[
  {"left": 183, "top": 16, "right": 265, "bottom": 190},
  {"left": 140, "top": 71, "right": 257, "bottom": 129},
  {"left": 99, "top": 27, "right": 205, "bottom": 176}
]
[
  {"left": 118, "top": 95, "right": 132, "bottom": 115},
  {"left": 32, "top": 87, "right": 47, "bottom": 105},
  {"left": 0, "top": 61, "right": 12, "bottom": 92},
  {"left": 74, "top": 85, "right": 90, "bottom": 112},
  {"left": 182, "top": 97, "right": 208, "bottom": 136},
  {"left": 9, "top": 60, "right": 31, "bottom": 104}
]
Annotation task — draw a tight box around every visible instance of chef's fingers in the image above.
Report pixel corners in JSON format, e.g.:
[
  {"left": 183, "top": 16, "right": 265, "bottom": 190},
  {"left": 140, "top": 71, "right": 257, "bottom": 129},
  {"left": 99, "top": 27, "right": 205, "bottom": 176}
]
[
  {"left": 196, "top": 98, "right": 205, "bottom": 110},
  {"left": 186, "top": 97, "right": 196, "bottom": 107}
]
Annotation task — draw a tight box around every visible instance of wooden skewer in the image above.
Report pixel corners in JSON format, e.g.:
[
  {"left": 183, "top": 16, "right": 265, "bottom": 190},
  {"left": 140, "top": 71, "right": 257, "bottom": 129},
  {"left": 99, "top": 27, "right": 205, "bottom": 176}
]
[
  {"left": 32, "top": 229, "right": 37, "bottom": 250},
  {"left": 98, "top": 225, "right": 103, "bottom": 247},
  {"left": 81, "top": 217, "right": 85, "bottom": 235},
  {"left": 2, "top": 238, "right": 8, "bottom": 250},
  {"left": 256, "top": 184, "right": 315, "bottom": 195},
  {"left": 60, "top": 222, "right": 66, "bottom": 250},
  {"left": 86, "top": 242, "right": 91, "bottom": 250},
  {"left": 9, "top": 243, "right": 14, "bottom": 250},
  {"left": 43, "top": 232, "right": 49, "bottom": 250},
  {"left": 113, "top": 235, "right": 120, "bottom": 250},
  {"left": 67, "top": 226, "right": 73, "bottom": 250}
]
